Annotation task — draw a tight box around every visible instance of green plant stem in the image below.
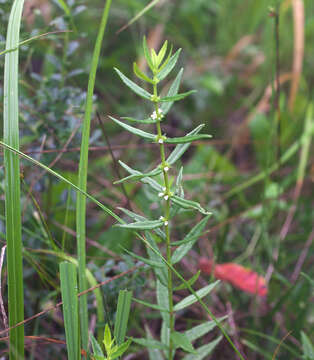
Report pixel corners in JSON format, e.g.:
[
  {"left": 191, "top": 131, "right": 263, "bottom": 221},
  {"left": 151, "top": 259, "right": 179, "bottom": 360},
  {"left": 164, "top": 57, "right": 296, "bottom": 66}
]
[
  {"left": 153, "top": 84, "right": 174, "bottom": 359},
  {"left": 76, "top": 0, "right": 112, "bottom": 352}
]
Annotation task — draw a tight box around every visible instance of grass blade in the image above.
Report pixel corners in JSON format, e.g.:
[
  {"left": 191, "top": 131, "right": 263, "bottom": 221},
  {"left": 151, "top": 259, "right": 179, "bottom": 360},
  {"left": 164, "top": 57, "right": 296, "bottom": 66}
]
[
  {"left": 114, "top": 290, "right": 133, "bottom": 345},
  {"left": 3, "top": 1, "right": 25, "bottom": 358},
  {"left": 60, "top": 262, "right": 80, "bottom": 360},
  {"left": 76, "top": 0, "right": 113, "bottom": 352}
]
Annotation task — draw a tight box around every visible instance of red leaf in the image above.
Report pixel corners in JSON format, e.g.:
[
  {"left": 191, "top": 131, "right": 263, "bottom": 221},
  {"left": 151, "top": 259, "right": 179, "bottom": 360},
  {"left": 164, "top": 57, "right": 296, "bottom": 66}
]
[{"left": 199, "top": 257, "right": 267, "bottom": 297}]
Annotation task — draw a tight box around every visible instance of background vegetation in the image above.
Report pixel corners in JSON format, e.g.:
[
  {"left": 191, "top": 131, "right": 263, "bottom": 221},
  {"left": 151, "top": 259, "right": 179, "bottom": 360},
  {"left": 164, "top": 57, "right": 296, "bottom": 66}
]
[{"left": 0, "top": 0, "right": 313, "bottom": 359}]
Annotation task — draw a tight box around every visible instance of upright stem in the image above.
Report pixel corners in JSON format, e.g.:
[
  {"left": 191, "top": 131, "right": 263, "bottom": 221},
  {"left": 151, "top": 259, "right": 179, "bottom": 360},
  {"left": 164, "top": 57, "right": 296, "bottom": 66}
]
[{"left": 153, "top": 83, "right": 174, "bottom": 359}]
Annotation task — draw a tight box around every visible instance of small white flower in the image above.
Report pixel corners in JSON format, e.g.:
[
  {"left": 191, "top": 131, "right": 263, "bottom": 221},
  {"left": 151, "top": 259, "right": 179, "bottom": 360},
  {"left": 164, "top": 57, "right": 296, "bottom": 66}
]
[
  {"left": 164, "top": 195, "right": 169, "bottom": 200},
  {"left": 159, "top": 216, "right": 164, "bottom": 221},
  {"left": 162, "top": 187, "right": 166, "bottom": 191},
  {"left": 164, "top": 221, "right": 168, "bottom": 226},
  {"left": 151, "top": 108, "right": 163, "bottom": 120},
  {"left": 158, "top": 138, "right": 164, "bottom": 144},
  {"left": 151, "top": 111, "right": 157, "bottom": 120},
  {"left": 158, "top": 192, "right": 163, "bottom": 197},
  {"left": 164, "top": 166, "right": 169, "bottom": 172}
]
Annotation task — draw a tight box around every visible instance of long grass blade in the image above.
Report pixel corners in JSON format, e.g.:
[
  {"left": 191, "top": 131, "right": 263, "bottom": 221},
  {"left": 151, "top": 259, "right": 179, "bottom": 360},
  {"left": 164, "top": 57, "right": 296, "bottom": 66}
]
[
  {"left": 3, "top": 1, "right": 25, "bottom": 358},
  {"left": 114, "top": 290, "right": 133, "bottom": 346},
  {"left": 60, "top": 262, "right": 80, "bottom": 360},
  {"left": 76, "top": 0, "right": 113, "bottom": 352}
]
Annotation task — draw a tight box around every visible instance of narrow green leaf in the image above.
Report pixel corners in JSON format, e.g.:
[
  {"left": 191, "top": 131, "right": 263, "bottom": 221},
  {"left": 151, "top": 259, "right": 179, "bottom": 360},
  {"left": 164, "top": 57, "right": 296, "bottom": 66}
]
[
  {"left": 60, "top": 262, "right": 80, "bottom": 360},
  {"left": 132, "top": 338, "right": 169, "bottom": 350},
  {"left": 145, "top": 233, "right": 168, "bottom": 286},
  {"left": 145, "top": 325, "right": 164, "bottom": 360},
  {"left": 166, "top": 125, "right": 205, "bottom": 164},
  {"left": 76, "top": 0, "right": 113, "bottom": 350},
  {"left": 114, "top": 290, "right": 132, "bottom": 345},
  {"left": 172, "top": 195, "right": 211, "bottom": 215},
  {"left": 104, "top": 323, "right": 112, "bottom": 352},
  {"left": 118, "top": 207, "right": 149, "bottom": 222},
  {"left": 174, "top": 281, "right": 219, "bottom": 312},
  {"left": 90, "top": 333, "right": 104, "bottom": 357},
  {"left": 123, "top": 248, "right": 164, "bottom": 268},
  {"left": 114, "top": 167, "right": 161, "bottom": 184},
  {"left": 301, "top": 332, "right": 314, "bottom": 359},
  {"left": 133, "top": 62, "right": 154, "bottom": 84},
  {"left": 109, "top": 116, "right": 155, "bottom": 140},
  {"left": 117, "top": 219, "right": 163, "bottom": 230},
  {"left": 156, "top": 40, "right": 168, "bottom": 66},
  {"left": 122, "top": 116, "right": 157, "bottom": 124},
  {"left": 151, "top": 48, "right": 158, "bottom": 67},
  {"left": 301, "top": 272, "right": 314, "bottom": 287},
  {"left": 174, "top": 271, "right": 201, "bottom": 291},
  {"left": 157, "top": 44, "right": 173, "bottom": 72},
  {"left": 171, "top": 332, "right": 196, "bottom": 354},
  {"left": 119, "top": 208, "right": 166, "bottom": 241},
  {"left": 160, "top": 67, "right": 183, "bottom": 115},
  {"left": 172, "top": 215, "right": 211, "bottom": 264},
  {"left": 157, "top": 49, "right": 181, "bottom": 81},
  {"left": 143, "top": 36, "right": 154, "bottom": 71},
  {"left": 3, "top": 1, "right": 25, "bottom": 357},
  {"left": 133, "top": 298, "right": 169, "bottom": 312},
  {"left": 93, "top": 356, "right": 105, "bottom": 360},
  {"left": 157, "top": 280, "right": 170, "bottom": 327},
  {"left": 114, "top": 67, "right": 152, "bottom": 99},
  {"left": 111, "top": 338, "right": 132, "bottom": 359},
  {"left": 160, "top": 90, "right": 196, "bottom": 102},
  {"left": 117, "top": 161, "right": 164, "bottom": 193},
  {"left": 182, "top": 336, "right": 222, "bottom": 360},
  {"left": 184, "top": 317, "right": 227, "bottom": 342},
  {"left": 116, "top": 0, "right": 159, "bottom": 35},
  {"left": 161, "top": 322, "right": 170, "bottom": 358},
  {"left": 165, "top": 133, "right": 212, "bottom": 144}
]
